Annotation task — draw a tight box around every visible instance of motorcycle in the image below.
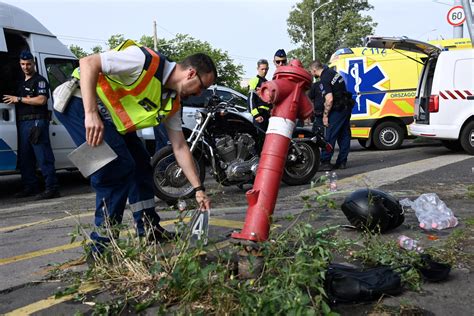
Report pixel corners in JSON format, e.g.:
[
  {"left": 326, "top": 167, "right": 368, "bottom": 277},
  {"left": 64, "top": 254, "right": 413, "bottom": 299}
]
[{"left": 151, "top": 90, "right": 331, "bottom": 204}]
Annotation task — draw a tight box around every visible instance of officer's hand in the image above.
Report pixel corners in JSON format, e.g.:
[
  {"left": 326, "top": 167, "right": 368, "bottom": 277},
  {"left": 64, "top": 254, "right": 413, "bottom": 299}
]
[
  {"left": 323, "top": 116, "right": 329, "bottom": 127},
  {"left": 2, "top": 95, "right": 17, "bottom": 105},
  {"left": 84, "top": 112, "right": 104, "bottom": 146},
  {"left": 255, "top": 116, "right": 264, "bottom": 123},
  {"left": 196, "top": 190, "right": 211, "bottom": 212}
]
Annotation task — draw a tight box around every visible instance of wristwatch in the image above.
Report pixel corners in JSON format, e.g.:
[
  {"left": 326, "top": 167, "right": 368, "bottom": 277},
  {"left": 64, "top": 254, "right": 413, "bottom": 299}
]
[
  {"left": 18, "top": 96, "right": 22, "bottom": 103},
  {"left": 193, "top": 185, "right": 206, "bottom": 193}
]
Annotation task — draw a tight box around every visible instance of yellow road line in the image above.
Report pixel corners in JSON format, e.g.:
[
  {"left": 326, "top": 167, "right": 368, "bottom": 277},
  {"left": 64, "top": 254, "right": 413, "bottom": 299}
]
[
  {"left": 0, "top": 211, "right": 95, "bottom": 233},
  {"left": 4, "top": 282, "right": 101, "bottom": 316},
  {"left": 6, "top": 239, "right": 233, "bottom": 315},
  {"left": 0, "top": 241, "right": 83, "bottom": 266},
  {"left": 209, "top": 218, "right": 244, "bottom": 229},
  {"left": 0, "top": 218, "right": 244, "bottom": 266}
]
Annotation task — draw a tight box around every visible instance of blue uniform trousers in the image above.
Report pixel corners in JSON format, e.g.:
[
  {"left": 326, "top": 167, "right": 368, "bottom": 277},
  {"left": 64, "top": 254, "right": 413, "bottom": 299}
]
[
  {"left": 17, "top": 119, "right": 58, "bottom": 191},
  {"left": 55, "top": 97, "right": 160, "bottom": 248},
  {"left": 153, "top": 124, "right": 169, "bottom": 152},
  {"left": 320, "top": 108, "right": 352, "bottom": 166}
]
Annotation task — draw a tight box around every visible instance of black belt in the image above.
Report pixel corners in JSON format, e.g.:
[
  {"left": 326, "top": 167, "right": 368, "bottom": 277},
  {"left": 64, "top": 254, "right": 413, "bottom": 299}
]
[{"left": 18, "top": 113, "right": 50, "bottom": 121}]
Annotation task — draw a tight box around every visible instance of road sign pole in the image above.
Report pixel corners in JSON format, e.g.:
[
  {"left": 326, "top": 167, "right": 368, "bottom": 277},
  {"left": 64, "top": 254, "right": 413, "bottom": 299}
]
[{"left": 453, "top": 0, "right": 463, "bottom": 38}]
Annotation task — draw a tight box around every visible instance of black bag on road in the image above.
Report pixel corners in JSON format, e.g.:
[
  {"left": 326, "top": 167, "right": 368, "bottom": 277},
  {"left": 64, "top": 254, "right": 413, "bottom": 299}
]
[{"left": 325, "top": 263, "right": 406, "bottom": 304}]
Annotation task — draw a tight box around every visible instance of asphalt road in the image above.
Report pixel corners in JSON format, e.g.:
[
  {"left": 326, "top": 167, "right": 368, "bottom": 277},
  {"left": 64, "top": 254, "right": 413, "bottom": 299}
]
[{"left": 1, "top": 139, "right": 473, "bottom": 315}]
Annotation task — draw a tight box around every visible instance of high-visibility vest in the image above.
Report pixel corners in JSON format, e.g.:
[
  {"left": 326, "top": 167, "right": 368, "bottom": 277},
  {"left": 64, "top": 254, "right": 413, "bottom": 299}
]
[{"left": 73, "top": 39, "right": 180, "bottom": 134}]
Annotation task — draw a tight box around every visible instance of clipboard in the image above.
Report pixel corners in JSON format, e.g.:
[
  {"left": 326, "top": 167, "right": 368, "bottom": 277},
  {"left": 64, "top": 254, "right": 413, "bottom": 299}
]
[{"left": 67, "top": 141, "right": 118, "bottom": 177}]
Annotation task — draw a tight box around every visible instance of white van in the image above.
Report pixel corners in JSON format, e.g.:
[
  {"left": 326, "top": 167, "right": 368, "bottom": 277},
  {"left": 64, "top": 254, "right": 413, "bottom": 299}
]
[
  {"left": 0, "top": 3, "right": 78, "bottom": 175},
  {"left": 365, "top": 36, "right": 474, "bottom": 154}
]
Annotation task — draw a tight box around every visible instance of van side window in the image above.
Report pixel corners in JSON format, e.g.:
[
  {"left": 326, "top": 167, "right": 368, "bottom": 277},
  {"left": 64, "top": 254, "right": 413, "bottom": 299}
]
[
  {"left": 45, "top": 58, "right": 79, "bottom": 92},
  {"left": 454, "top": 60, "right": 474, "bottom": 89}
]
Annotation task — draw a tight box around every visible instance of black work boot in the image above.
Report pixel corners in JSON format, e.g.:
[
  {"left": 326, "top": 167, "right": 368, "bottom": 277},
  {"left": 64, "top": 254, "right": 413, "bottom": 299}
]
[
  {"left": 36, "top": 189, "right": 60, "bottom": 200},
  {"left": 319, "top": 162, "right": 333, "bottom": 172},
  {"left": 14, "top": 188, "right": 37, "bottom": 198}
]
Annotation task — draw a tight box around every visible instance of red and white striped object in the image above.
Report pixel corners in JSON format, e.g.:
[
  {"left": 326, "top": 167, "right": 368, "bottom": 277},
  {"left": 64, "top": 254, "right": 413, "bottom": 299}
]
[{"left": 439, "top": 90, "right": 473, "bottom": 100}]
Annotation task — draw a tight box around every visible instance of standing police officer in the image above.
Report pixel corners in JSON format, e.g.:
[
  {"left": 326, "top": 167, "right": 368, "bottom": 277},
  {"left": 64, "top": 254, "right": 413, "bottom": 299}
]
[
  {"left": 309, "top": 60, "right": 353, "bottom": 171},
  {"left": 2, "top": 51, "right": 60, "bottom": 199},
  {"left": 248, "top": 59, "right": 271, "bottom": 132}
]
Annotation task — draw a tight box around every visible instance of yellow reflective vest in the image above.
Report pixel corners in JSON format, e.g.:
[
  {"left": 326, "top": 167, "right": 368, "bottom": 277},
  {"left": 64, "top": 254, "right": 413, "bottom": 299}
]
[{"left": 73, "top": 40, "right": 180, "bottom": 134}]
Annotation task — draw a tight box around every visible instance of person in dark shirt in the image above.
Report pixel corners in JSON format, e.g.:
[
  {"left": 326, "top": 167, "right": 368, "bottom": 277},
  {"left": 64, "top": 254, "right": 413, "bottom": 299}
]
[
  {"left": 310, "top": 60, "right": 353, "bottom": 171},
  {"left": 248, "top": 59, "right": 271, "bottom": 131},
  {"left": 2, "top": 51, "right": 60, "bottom": 199},
  {"left": 308, "top": 77, "right": 325, "bottom": 134}
]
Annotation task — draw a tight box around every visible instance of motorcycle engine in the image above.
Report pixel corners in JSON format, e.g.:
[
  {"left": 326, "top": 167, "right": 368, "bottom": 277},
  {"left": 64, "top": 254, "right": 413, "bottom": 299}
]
[{"left": 215, "top": 133, "right": 259, "bottom": 181}]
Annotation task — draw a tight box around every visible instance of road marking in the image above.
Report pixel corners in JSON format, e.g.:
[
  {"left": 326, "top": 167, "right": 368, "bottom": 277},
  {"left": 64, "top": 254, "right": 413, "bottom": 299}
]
[
  {"left": 0, "top": 241, "right": 83, "bottom": 266},
  {"left": 0, "top": 211, "right": 95, "bottom": 233},
  {"left": 3, "top": 282, "right": 101, "bottom": 316},
  {"left": 5, "top": 240, "right": 232, "bottom": 315},
  {"left": 0, "top": 217, "right": 244, "bottom": 266},
  {"left": 210, "top": 218, "right": 244, "bottom": 229},
  {"left": 300, "top": 154, "right": 473, "bottom": 196}
]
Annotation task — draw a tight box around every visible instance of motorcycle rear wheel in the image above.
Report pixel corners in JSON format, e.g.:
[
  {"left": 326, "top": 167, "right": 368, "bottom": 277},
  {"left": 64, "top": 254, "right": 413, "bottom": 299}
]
[
  {"left": 151, "top": 145, "right": 206, "bottom": 205},
  {"left": 282, "top": 142, "right": 320, "bottom": 186}
]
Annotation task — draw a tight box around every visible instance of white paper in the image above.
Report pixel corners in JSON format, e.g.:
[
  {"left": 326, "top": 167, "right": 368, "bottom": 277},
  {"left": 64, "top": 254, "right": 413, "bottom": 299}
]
[{"left": 67, "top": 141, "right": 118, "bottom": 177}]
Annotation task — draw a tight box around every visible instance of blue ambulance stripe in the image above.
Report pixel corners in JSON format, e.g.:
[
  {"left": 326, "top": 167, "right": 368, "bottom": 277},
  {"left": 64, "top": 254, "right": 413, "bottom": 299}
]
[{"left": 0, "top": 138, "right": 17, "bottom": 171}]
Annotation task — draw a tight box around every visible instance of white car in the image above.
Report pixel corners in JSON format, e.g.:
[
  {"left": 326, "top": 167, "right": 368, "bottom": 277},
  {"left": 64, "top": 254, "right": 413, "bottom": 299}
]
[{"left": 138, "top": 85, "right": 251, "bottom": 152}]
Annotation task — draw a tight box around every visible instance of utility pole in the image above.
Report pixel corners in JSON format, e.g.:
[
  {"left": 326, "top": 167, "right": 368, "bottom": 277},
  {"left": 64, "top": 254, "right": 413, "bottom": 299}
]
[
  {"left": 153, "top": 20, "right": 158, "bottom": 51},
  {"left": 311, "top": 0, "right": 333, "bottom": 62}
]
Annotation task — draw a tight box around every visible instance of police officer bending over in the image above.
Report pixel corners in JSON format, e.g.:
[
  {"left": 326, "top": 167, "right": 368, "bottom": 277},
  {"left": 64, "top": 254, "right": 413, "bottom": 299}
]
[
  {"left": 3, "top": 51, "right": 60, "bottom": 199},
  {"left": 54, "top": 40, "right": 215, "bottom": 257},
  {"left": 310, "top": 60, "right": 354, "bottom": 171}
]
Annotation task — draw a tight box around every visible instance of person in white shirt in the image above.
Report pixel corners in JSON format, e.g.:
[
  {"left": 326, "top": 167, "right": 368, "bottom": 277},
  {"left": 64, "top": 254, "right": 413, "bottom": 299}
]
[{"left": 54, "top": 41, "right": 216, "bottom": 255}]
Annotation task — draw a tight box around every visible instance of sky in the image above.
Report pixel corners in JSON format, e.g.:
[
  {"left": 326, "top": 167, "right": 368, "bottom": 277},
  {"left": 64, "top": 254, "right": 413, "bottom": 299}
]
[{"left": 1, "top": 0, "right": 473, "bottom": 79}]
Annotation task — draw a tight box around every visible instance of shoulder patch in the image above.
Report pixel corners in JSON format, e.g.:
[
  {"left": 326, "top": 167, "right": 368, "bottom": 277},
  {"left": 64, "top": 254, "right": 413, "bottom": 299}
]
[{"left": 38, "top": 80, "right": 47, "bottom": 89}]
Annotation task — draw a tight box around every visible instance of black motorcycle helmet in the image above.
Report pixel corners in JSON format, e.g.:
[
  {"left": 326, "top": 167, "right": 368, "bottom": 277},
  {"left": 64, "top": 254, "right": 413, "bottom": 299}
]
[{"left": 341, "top": 189, "right": 404, "bottom": 233}]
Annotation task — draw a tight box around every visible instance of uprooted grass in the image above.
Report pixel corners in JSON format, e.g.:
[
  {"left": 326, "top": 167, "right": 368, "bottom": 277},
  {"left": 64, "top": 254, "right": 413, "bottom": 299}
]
[{"left": 70, "top": 214, "right": 348, "bottom": 315}]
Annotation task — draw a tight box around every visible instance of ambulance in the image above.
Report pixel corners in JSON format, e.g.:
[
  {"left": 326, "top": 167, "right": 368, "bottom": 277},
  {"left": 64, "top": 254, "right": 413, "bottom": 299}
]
[
  {"left": 365, "top": 36, "right": 474, "bottom": 155},
  {"left": 329, "top": 38, "right": 472, "bottom": 150},
  {"left": 0, "top": 2, "right": 78, "bottom": 175}
]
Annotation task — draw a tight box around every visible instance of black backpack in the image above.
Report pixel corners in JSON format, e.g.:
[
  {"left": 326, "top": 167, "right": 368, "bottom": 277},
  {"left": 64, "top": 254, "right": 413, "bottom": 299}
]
[{"left": 325, "top": 263, "right": 407, "bottom": 304}]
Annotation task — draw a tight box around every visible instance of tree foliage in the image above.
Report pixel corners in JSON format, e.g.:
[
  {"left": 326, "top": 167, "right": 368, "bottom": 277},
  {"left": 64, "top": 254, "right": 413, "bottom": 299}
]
[
  {"left": 139, "top": 34, "right": 243, "bottom": 89},
  {"left": 69, "top": 44, "right": 88, "bottom": 59},
  {"left": 67, "top": 33, "right": 243, "bottom": 90},
  {"left": 287, "top": 0, "right": 376, "bottom": 66}
]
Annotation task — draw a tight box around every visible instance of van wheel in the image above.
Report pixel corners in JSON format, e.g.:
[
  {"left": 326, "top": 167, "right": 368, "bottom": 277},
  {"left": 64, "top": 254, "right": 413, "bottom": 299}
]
[
  {"left": 441, "top": 140, "right": 463, "bottom": 152},
  {"left": 460, "top": 121, "right": 474, "bottom": 155},
  {"left": 373, "top": 122, "right": 403, "bottom": 150}
]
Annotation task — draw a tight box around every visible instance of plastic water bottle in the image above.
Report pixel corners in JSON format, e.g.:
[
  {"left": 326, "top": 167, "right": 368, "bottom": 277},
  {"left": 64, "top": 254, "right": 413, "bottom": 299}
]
[
  {"left": 397, "top": 235, "right": 423, "bottom": 253},
  {"left": 323, "top": 171, "right": 330, "bottom": 185},
  {"left": 329, "top": 171, "right": 338, "bottom": 192},
  {"left": 431, "top": 216, "right": 458, "bottom": 230}
]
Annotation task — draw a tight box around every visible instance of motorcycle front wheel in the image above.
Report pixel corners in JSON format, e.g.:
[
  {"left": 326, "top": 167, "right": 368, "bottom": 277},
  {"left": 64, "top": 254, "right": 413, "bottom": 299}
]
[
  {"left": 151, "top": 145, "right": 206, "bottom": 205},
  {"left": 282, "top": 142, "right": 320, "bottom": 186}
]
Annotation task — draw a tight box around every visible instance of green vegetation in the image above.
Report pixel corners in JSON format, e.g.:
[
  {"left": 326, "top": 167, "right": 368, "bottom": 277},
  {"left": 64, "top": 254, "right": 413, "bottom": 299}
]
[
  {"left": 287, "top": 0, "right": 376, "bottom": 65},
  {"left": 68, "top": 33, "right": 243, "bottom": 90}
]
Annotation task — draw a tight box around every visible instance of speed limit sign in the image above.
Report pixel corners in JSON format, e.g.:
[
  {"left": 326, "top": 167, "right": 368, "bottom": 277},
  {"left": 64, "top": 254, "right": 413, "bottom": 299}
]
[{"left": 447, "top": 5, "right": 466, "bottom": 26}]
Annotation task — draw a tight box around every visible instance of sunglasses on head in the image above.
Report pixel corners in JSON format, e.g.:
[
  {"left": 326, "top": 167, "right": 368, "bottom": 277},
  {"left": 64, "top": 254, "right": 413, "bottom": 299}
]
[{"left": 275, "top": 59, "right": 287, "bottom": 65}]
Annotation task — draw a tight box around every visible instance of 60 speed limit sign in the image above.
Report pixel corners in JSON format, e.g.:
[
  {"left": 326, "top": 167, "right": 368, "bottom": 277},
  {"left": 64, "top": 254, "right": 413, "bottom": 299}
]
[{"left": 447, "top": 5, "right": 466, "bottom": 26}]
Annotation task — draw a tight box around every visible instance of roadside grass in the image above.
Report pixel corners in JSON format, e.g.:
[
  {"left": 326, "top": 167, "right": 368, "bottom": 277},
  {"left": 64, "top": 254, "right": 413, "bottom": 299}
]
[
  {"left": 57, "top": 211, "right": 347, "bottom": 315},
  {"left": 54, "top": 189, "right": 473, "bottom": 315}
]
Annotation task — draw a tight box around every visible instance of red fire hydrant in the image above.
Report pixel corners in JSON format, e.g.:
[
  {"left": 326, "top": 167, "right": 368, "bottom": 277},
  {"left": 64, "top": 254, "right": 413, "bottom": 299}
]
[{"left": 231, "top": 60, "right": 313, "bottom": 243}]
